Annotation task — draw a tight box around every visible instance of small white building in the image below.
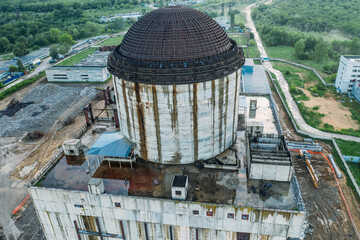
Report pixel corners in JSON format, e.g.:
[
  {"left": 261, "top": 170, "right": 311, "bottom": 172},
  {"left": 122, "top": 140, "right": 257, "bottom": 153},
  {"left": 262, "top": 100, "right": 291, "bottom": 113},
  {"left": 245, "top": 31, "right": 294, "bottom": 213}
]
[
  {"left": 46, "top": 66, "right": 110, "bottom": 82},
  {"left": 171, "top": 175, "right": 188, "bottom": 200},
  {"left": 335, "top": 55, "right": 360, "bottom": 94},
  {"left": 62, "top": 139, "right": 83, "bottom": 156}
]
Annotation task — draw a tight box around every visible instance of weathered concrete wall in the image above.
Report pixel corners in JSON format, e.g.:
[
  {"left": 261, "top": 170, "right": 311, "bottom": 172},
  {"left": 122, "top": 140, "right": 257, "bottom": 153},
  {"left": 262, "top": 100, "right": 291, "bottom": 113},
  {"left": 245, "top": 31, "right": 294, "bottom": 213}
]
[
  {"left": 46, "top": 67, "right": 109, "bottom": 82},
  {"left": 113, "top": 70, "right": 241, "bottom": 164},
  {"left": 29, "top": 186, "right": 305, "bottom": 240},
  {"left": 249, "top": 163, "right": 293, "bottom": 182}
]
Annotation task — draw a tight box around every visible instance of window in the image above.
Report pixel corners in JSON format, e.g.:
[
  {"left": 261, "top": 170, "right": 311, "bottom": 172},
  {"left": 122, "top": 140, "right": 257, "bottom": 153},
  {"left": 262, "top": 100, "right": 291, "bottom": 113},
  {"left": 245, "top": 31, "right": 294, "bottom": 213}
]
[
  {"left": 193, "top": 210, "right": 199, "bottom": 215},
  {"left": 352, "top": 75, "right": 356, "bottom": 77},
  {"left": 74, "top": 204, "right": 83, "bottom": 208},
  {"left": 114, "top": 202, "right": 121, "bottom": 208},
  {"left": 227, "top": 213, "right": 235, "bottom": 218},
  {"left": 69, "top": 149, "right": 75, "bottom": 154},
  {"left": 353, "top": 69, "right": 357, "bottom": 72},
  {"left": 206, "top": 211, "right": 213, "bottom": 217},
  {"left": 241, "top": 214, "right": 249, "bottom": 220},
  {"left": 175, "top": 190, "right": 182, "bottom": 195}
]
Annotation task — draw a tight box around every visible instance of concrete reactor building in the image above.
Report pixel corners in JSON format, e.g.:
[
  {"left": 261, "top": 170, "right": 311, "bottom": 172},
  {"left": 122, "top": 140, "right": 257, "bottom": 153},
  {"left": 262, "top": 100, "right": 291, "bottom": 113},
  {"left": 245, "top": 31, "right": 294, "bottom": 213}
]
[
  {"left": 107, "top": 6, "right": 244, "bottom": 164},
  {"left": 29, "top": 6, "right": 306, "bottom": 240}
]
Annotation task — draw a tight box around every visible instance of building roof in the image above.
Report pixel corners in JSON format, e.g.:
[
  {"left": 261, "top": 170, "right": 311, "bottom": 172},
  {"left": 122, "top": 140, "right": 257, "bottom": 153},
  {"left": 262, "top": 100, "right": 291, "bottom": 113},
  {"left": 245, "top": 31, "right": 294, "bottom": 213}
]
[
  {"left": 87, "top": 132, "right": 134, "bottom": 158},
  {"left": 49, "top": 66, "right": 106, "bottom": 71},
  {"left": 107, "top": 6, "right": 245, "bottom": 84},
  {"left": 242, "top": 65, "right": 270, "bottom": 94},
  {"left": 172, "top": 175, "right": 187, "bottom": 187}
]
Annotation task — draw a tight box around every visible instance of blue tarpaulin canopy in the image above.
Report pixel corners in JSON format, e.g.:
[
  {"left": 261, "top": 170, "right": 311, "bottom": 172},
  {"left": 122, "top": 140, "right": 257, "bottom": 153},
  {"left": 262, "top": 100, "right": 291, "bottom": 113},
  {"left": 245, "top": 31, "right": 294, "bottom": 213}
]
[{"left": 87, "top": 132, "right": 134, "bottom": 158}]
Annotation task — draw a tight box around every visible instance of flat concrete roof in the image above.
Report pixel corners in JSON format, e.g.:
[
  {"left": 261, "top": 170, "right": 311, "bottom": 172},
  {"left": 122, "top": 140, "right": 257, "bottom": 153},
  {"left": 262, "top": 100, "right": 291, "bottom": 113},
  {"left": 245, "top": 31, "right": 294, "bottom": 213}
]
[
  {"left": 343, "top": 55, "right": 360, "bottom": 61},
  {"left": 245, "top": 96, "right": 278, "bottom": 134},
  {"left": 76, "top": 51, "right": 110, "bottom": 67},
  {"left": 242, "top": 65, "right": 270, "bottom": 94},
  {"left": 35, "top": 120, "right": 302, "bottom": 211},
  {"left": 48, "top": 65, "right": 106, "bottom": 71}
]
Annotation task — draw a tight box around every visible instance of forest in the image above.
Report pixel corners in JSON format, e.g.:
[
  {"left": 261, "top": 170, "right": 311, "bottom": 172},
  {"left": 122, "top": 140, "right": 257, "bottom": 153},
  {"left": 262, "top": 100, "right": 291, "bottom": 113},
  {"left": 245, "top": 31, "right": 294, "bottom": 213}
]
[
  {"left": 252, "top": 0, "right": 360, "bottom": 74},
  {"left": 0, "top": 0, "right": 147, "bottom": 56}
]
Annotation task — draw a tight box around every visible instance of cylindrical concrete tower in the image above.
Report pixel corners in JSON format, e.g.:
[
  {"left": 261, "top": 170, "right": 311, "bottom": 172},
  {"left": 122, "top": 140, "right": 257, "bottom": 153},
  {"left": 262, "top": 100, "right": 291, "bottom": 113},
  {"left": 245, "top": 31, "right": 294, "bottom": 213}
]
[{"left": 108, "top": 7, "right": 245, "bottom": 164}]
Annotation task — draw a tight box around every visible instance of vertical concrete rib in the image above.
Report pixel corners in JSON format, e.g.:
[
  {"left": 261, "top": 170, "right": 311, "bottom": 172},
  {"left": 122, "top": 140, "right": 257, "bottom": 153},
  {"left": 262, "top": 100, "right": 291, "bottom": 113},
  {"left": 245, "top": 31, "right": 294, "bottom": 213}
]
[
  {"left": 232, "top": 70, "right": 238, "bottom": 142},
  {"left": 218, "top": 78, "right": 224, "bottom": 153},
  {"left": 122, "top": 79, "right": 132, "bottom": 139},
  {"left": 223, "top": 77, "right": 229, "bottom": 148},
  {"left": 152, "top": 85, "right": 162, "bottom": 163},
  {"left": 135, "top": 82, "right": 148, "bottom": 160},
  {"left": 211, "top": 80, "right": 216, "bottom": 156},
  {"left": 193, "top": 83, "right": 198, "bottom": 161},
  {"left": 171, "top": 85, "right": 180, "bottom": 161}
]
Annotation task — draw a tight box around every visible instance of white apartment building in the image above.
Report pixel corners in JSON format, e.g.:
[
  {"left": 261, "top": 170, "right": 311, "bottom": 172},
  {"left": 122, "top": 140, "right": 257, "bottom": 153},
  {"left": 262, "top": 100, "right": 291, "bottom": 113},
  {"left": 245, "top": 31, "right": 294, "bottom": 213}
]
[{"left": 335, "top": 56, "right": 360, "bottom": 95}]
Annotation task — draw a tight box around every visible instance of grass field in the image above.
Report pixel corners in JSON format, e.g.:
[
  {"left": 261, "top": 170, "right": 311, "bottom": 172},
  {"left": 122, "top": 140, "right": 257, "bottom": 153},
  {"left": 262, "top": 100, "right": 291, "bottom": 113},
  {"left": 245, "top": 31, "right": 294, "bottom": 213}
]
[
  {"left": 348, "top": 162, "right": 360, "bottom": 187},
  {"left": 265, "top": 46, "right": 337, "bottom": 83},
  {"left": 98, "top": 36, "right": 124, "bottom": 46},
  {"left": 335, "top": 139, "right": 360, "bottom": 156},
  {"left": 273, "top": 61, "right": 360, "bottom": 137},
  {"left": 57, "top": 47, "right": 97, "bottom": 66},
  {"left": 334, "top": 138, "right": 360, "bottom": 193},
  {"left": 1, "top": 53, "right": 15, "bottom": 61}
]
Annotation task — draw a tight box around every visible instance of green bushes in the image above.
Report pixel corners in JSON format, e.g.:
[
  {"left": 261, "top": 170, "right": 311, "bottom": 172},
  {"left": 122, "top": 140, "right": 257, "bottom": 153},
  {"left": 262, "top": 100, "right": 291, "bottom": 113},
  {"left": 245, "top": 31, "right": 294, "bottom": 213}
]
[
  {"left": 0, "top": 71, "right": 45, "bottom": 101},
  {"left": 335, "top": 139, "right": 360, "bottom": 156}
]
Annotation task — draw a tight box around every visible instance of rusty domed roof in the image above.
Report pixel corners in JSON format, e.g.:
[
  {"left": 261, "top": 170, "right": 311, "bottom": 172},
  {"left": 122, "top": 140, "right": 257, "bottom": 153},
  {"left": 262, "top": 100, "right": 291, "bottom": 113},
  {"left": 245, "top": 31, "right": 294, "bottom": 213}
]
[{"left": 108, "top": 6, "right": 245, "bottom": 84}]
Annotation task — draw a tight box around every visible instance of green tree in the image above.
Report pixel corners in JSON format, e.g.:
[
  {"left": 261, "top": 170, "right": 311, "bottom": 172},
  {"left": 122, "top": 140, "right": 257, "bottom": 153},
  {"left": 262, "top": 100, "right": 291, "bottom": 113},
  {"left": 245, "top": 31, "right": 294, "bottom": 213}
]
[
  {"left": 59, "top": 33, "right": 74, "bottom": 45},
  {"left": 294, "top": 39, "right": 305, "bottom": 58},
  {"left": 314, "top": 41, "right": 328, "bottom": 62},
  {"left": 17, "top": 59, "right": 25, "bottom": 73},
  {"left": 59, "top": 44, "right": 70, "bottom": 55},
  {"left": 8, "top": 65, "right": 18, "bottom": 72},
  {"left": 49, "top": 28, "right": 62, "bottom": 43},
  {"left": 230, "top": 12, "right": 235, "bottom": 27},
  {"left": 85, "top": 22, "right": 100, "bottom": 36},
  {"left": 50, "top": 46, "right": 59, "bottom": 59},
  {"left": 13, "top": 42, "right": 29, "bottom": 57},
  {"left": 0, "top": 82, "right": 4, "bottom": 89},
  {"left": 0, "top": 37, "right": 10, "bottom": 53}
]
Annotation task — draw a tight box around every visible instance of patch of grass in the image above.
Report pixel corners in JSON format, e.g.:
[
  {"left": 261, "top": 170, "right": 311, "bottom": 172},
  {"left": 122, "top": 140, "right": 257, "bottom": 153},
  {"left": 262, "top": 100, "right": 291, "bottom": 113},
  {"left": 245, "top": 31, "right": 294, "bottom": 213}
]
[
  {"left": 248, "top": 45, "right": 260, "bottom": 58},
  {"left": 265, "top": 45, "right": 337, "bottom": 81},
  {"left": 253, "top": 59, "right": 262, "bottom": 65},
  {"left": 57, "top": 47, "right": 97, "bottom": 66},
  {"left": 98, "top": 36, "right": 124, "bottom": 46},
  {"left": 273, "top": 62, "right": 320, "bottom": 87},
  {"left": 335, "top": 139, "right": 360, "bottom": 156},
  {"left": 0, "top": 71, "right": 45, "bottom": 101},
  {"left": 348, "top": 162, "right": 360, "bottom": 187},
  {"left": 1, "top": 53, "right": 14, "bottom": 60}
]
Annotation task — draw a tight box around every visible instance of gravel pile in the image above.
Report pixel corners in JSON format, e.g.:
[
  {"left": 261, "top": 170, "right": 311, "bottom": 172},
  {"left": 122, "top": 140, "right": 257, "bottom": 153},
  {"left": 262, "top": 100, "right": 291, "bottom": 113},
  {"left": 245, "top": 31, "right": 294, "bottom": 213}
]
[{"left": 0, "top": 84, "right": 97, "bottom": 137}]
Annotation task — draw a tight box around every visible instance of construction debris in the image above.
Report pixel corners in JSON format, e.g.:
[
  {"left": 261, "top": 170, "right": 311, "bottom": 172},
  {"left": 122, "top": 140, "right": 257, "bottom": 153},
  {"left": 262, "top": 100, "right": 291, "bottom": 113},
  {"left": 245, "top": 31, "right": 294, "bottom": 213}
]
[{"left": 0, "top": 84, "right": 97, "bottom": 137}]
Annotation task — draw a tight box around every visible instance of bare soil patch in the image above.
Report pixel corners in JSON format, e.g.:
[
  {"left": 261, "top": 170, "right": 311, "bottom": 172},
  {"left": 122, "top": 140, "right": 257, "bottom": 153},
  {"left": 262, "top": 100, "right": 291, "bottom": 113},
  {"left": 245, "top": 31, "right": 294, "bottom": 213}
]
[{"left": 301, "top": 89, "right": 358, "bottom": 130}]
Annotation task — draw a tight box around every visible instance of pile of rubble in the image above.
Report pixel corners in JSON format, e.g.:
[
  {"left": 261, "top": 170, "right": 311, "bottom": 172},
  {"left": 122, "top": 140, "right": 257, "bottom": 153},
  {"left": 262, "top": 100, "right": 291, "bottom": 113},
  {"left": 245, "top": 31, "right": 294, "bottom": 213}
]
[{"left": 0, "top": 84, "right": 97, "bottom": 137}]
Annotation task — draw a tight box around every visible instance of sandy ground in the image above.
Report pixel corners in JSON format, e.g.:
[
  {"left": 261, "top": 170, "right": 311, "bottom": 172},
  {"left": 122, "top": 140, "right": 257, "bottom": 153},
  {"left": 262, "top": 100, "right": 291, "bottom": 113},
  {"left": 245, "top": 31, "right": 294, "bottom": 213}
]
[{"left": 301, "top": 89, "right": 358, "bottom": 131}]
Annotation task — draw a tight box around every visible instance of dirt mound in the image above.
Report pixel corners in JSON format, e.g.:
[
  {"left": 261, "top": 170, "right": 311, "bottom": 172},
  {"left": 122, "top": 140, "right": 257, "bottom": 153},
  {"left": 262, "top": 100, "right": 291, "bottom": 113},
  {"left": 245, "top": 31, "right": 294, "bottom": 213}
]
[
  {"left": 62, "top": 116, "right": 75, "bottom": 127},
  {"left": 0, "top": 101, "right": 34, "bottom": 118},
  {"left": 23, "top": 130, "right": 45, "bottom": 141},
  {"left": 98, "top": 46, "right": 116, "bottom": 51}
]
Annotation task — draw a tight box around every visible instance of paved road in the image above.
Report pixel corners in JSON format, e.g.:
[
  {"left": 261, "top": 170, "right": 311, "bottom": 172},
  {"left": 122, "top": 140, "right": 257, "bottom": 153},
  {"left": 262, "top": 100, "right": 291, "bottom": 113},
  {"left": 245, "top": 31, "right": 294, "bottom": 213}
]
[
  {"left": 0, "top": 57, "right": 52, "bottom": 93},
  {"left": 243, "top": 3, "right": 360, "bottom": 142}
]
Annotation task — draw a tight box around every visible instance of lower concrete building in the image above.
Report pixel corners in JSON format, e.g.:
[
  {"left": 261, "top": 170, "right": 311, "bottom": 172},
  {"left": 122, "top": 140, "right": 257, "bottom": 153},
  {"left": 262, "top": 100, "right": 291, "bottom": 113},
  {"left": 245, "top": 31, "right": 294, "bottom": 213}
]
[{"left": 46, "top": 66, "right": 110, "bottom": 82}]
